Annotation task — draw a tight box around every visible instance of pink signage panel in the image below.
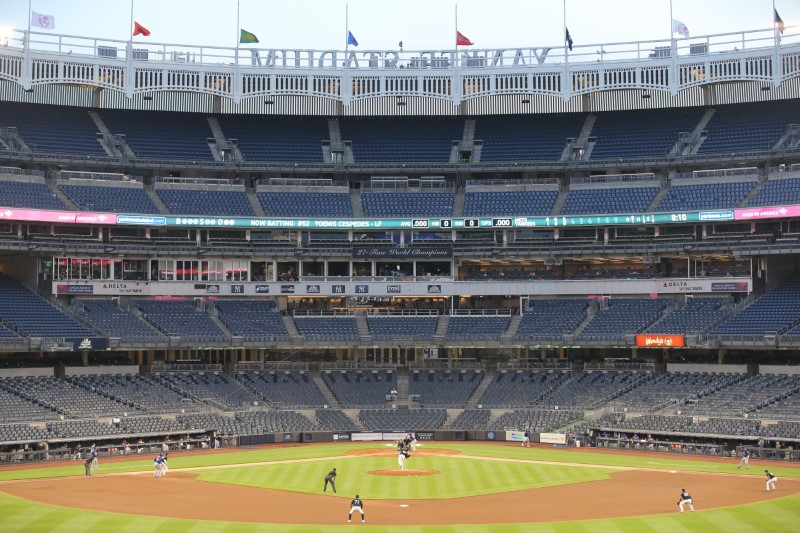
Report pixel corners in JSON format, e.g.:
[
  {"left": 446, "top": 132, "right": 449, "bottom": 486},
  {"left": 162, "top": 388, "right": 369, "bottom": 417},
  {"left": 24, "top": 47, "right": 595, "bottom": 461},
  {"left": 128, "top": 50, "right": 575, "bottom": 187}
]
[
  {"left": 0, "top": 208, "right": 117, "bottom": 225},
  {"left": 735, "top": 205, "right": 800, "bottom": 220}
]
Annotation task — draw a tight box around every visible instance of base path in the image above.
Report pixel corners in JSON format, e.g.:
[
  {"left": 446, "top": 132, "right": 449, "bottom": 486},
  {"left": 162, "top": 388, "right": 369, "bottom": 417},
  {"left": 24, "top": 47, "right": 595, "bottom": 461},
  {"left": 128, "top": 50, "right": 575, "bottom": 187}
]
[{"left": 3, "top": 467, "right": 796, "bottom": 526}]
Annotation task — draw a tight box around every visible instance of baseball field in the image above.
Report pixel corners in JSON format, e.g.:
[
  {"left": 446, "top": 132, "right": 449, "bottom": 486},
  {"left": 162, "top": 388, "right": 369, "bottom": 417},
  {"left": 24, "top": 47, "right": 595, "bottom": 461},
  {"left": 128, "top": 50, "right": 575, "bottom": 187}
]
[{"left": 1, "top": 442, "right": 799, "bottom": 532}]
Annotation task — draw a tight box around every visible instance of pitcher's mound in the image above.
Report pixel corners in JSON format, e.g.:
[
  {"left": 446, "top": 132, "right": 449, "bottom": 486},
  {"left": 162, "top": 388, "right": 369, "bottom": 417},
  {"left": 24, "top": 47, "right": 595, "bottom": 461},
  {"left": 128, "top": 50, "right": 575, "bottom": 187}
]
[{"left": 369, "top": 469, "right": 440, "bottom": 477}]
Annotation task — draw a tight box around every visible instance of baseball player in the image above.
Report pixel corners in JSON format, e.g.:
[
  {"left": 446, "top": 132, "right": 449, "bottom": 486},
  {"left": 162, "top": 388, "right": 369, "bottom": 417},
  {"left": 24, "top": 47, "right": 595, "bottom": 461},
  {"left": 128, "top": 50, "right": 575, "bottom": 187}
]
[
  {"left": 522, "top": 426, "right": 531, "bottom": 448},
  {"left": 347, "top": 494, "right": 365, "bottom": 523},
  {"left": 84, "top": 455, "right": 93, "bottom": 477},
  {"left": 765, "top": 470, "right": 777, "bottom": 492},
  {"left": 160, "top": 452, "right": 169, "bottom": 477},
  {"left": 398, "top": 449, "right": 409, "bottom": 470},
  {"left": 407, "top": 432, "right": 417, "bottom": 452},
  {"left": 153, "top": 452, "right": 164, "bottom": 478},
  {"left": 324, "top": 468, "right": 337, "bottom": 493},
  {"left": 90, "top": 445, "right": 99, "bottom": 472},
  {"left": 677, "top": 488, "right": 694, "bottom": 512},
  {"left": 738, "top": 448, "right": 750, "bottom": 469}
]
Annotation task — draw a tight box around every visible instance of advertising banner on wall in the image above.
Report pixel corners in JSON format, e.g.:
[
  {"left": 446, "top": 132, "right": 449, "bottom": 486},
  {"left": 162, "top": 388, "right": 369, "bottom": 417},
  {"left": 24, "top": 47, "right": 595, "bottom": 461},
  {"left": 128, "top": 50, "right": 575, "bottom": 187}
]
[
  {"left": 635, "top": 334, "right": 685, "bottom": 348},
  {"left": 539, "top": 433, "right": 567, "bottom": 445},
  {"left": 351, "top": 432, "right": 383, "bottom": 442},
  {"left": 507, "top": 430, "right": 525, "bottom": 442}
]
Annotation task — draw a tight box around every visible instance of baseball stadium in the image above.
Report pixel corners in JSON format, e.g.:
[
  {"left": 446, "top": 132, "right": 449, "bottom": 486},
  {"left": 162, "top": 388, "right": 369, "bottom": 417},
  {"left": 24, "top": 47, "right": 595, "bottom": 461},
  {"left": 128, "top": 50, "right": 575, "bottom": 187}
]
[{"left": 1, "top": 2, "right": 800, "bottom": 531}]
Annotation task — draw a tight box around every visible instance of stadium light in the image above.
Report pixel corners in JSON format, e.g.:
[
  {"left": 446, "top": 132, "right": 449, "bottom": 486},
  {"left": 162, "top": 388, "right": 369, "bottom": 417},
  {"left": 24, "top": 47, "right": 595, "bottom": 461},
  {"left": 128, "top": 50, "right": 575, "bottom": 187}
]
[
  {"left": 264, "top": 100, "right": 275, "bottom": 105},
  {"left": 641, "top": 92, "right": 651, "bottom": 99}
]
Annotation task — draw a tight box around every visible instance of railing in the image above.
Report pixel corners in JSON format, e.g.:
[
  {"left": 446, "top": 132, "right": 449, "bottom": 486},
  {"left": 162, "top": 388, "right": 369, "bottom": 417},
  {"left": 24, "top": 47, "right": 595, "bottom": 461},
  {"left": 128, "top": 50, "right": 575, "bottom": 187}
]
[
  {"left": 0, "top": 165, "right": 45, "bottom": 177},
  {"left": 573, "top": 173, "right": 658, "bottom": 184}
]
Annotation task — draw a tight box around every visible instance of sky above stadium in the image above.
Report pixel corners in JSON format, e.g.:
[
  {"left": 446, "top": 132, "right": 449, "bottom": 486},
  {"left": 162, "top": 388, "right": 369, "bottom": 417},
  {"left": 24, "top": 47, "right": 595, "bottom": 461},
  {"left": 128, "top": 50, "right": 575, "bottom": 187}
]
[{"left": 0, "top": 0, "right": 795, "bottom": 51}]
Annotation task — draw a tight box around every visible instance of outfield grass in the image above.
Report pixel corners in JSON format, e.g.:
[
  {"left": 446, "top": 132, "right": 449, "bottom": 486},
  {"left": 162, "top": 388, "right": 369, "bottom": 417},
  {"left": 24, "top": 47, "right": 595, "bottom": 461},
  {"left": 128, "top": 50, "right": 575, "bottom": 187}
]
[{"left": 1, "top": 443, "right": 799, "bottom": 532}]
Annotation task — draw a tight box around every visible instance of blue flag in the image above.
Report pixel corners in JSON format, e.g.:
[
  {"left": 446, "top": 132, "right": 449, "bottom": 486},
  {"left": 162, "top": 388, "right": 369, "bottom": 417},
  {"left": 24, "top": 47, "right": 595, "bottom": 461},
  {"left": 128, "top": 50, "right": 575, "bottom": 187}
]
[
  {"left": 347, "top": 31, "right": 359, "bottom": 46},
  {"left": 565, "top": 28, "right": 573, "bottom": 51}
]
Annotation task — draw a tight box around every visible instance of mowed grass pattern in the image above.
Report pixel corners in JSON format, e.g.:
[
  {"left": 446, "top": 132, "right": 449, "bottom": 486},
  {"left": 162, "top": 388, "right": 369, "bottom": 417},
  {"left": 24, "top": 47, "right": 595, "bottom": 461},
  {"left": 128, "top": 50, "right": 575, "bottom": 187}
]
[
  {"left": 193, "top": 455, "right": 616, "bottom": 498},
  {"left": 2, "top": 443, "right": 800, "bottom": 532}
]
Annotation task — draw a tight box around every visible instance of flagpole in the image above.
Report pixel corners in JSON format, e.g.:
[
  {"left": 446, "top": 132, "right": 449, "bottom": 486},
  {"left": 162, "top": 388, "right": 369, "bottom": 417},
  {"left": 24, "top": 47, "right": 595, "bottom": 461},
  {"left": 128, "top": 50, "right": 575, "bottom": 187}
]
[
  {"left": 346, "top": 3, "right": 349, "bottom": 52},
  {"left": 27, "top": 0, "right": 32, "bottom": 34},
  {"left": 236, "top": 0, "right": 241, "bottom": 49},
  {"left": 563, "top": 0, "right": 570, "bottom": 102},
  {"left": 454, "top": 4, "right": 458, "bottom": 49},
  {"left": 669, "top": 0, "right": 673, "bottom": 40},
  {"left": 129, "top": 0, "right": 134, "bottom": 45},
  {"left": 563, "top": 0, "right": 568, "bottom": 61}
]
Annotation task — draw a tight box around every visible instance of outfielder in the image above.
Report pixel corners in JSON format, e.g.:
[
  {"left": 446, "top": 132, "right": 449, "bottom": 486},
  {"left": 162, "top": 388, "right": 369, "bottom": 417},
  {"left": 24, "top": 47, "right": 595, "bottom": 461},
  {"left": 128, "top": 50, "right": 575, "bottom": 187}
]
[
  {"left": 347, "top": 494, "right": 365, "bottom": 523},
  {"left": 522, "top": 426, "right": 531, "bottom": 448},
  {"left": 765, "top": 470, "right": 777, "bottom": 492},
  {"left": 738, "top": 448, "right": 750, "bottom": 469},
  {"left": 678, "top": 488, "right": 694, "bottom": 512}
]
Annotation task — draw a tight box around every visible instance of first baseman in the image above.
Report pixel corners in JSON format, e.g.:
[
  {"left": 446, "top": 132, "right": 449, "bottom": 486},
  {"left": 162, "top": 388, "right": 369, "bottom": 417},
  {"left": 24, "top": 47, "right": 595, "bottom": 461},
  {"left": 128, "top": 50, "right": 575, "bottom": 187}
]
[
  {"left": 738, "top": 448, "right": 750, "bottom": 469},
  {"left": 348, "top": 494, "right": 365, "bottom": 523}
]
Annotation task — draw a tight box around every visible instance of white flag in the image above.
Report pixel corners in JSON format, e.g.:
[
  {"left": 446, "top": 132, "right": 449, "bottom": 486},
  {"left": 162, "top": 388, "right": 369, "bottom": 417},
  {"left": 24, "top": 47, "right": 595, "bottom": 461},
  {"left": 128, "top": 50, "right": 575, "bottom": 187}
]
[
  {"left": 672, "top": 19, "right": 689, "bottom": 38},
  {"left": 31, "top": 12, "right": 56, "bottom": 30}
]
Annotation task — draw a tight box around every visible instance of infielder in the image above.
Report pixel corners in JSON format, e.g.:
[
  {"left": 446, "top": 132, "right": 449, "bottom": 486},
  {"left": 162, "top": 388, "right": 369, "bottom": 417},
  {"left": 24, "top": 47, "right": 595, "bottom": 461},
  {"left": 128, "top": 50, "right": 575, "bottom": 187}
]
[
  {"left": 324, "top": 468, "right": 337, "bottom": 493},
  {"left": 159, "top": 453, "right": 169, "bottom": 477},
  {"left": 407, "top": 432, "right": 417, "bottom": 452},
  {"left": 347, "top": 494, "right": 365, "bottom": 523},
  {"left": 678, "top": 488, "right": 694, "bottom": 512},
  {"left": 90, "top": 445, "right": 99, "bottom": 471},
  {"left": 738, "top": 448, "right": 750, "bottom": 469},
  {"left": 153, "top": 452, "right": 164, "bottom": 478},
  {"left": 765, "top": 470, "right": 777, "bottom": 492},
  {"left": 83, "top": 455, "right": 93, "bottom": 477}
]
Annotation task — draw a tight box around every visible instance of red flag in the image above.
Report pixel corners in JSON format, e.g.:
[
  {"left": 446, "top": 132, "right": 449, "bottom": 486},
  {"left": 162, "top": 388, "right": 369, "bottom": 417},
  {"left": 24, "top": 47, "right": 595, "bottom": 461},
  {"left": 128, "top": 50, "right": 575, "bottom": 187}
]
[
  {"left": 456, "top": 31, "right": 473, "bottom": 46},
  {"left": 133, "top": 22, "right": 151, "bottom": 37}
]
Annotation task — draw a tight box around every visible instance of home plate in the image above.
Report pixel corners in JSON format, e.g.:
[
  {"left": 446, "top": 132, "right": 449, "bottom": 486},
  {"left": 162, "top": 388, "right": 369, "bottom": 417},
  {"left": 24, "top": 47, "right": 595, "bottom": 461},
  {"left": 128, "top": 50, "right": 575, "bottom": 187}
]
[
  {"left": 400, "top": 504, "right": 410, "bottom": 508},
  {"left": 670, "top": 470, "right": 678, "bottom": 473}
]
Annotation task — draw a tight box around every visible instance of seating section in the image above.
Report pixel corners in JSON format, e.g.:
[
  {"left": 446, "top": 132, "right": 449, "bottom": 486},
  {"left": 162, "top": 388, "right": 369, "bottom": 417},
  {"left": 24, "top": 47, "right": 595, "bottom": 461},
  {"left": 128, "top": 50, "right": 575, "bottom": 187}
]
[
  {"left": 58, "top": 183, "right": 161, "bottom": 214},
  {"left": 447, "top": 409, "right": 490, "bottom": 430},
  {"left": 514, "top": 299, "right": 589, "bottom": 341},
  {"left": 408, "top": 369, "right": 484, "bottom": 407},
  {"left": 712, "top": 278, "right": 800, "bottom": 338},
  {"left": 68, "top": 374, "right": 200, "bottom": 414},
  {"left": 698, "top": 100, "right": 800, "bottom": 154},
  {"left": 99, "top": 109, "right": 213, "bottom": 161},
  {"left": 462, "top": 190, "right": 558, "bottom": 217},
  {"left": 678, "top": 374, "right": 800, "bottom": 418},
  {"left": 215, "top": 115, "right": 328, "bottom": 162},
  {"left": 446, "top": 315, "right": 510, "bottom": 341},
  {"left": 0, "top": 376, "right": 142, "bottom": 418},
  {"left": 646, "top": 298, "right": 728, "bottom": 335},
  {"left": 359, "top": 408, "right": 447, "bottom": 430},
  {"left": 361, "top": 192, "right": 454, "bottom": 217},
  {"left": 0, "top": 274, "right": 96, "bottom": 339},
  {"left": 294, "top": 316, "right": 360, "bottom": 342},
  {"left": 257, "top": 191, "right": 353, "bottom": 217},
  {"left": 214, "top": 301, "right": 290, "bottom": 342},
  {"left": 340, "top": 117, "right": 462, "bottom": 162},
  {"left": 560, "top": 186, "right": 660, "bottom": 215},
  {"left": 0, "top": 179, "right": 67, "bottom": 210},
  {"left": 156, "top": 188, "right": 255, "bottom": 217},
  {"left": 0, "top": 385, "right": 61, "bottom": 422},
  {"left": 488, "top": 409, "right": 583, "bottom": 431},
  {"left": 0, "top": 423, "right": 51, "bottom": 443},
  {"left": 236, "top": 371, "right": 326, "bottom": 408},
  {"left": 315, "top": 409, "right": 361, "bottom": 431},
  {"left": 590, "top": 108, "right": 705, "bottom": 159},
  {"left": 154, "top": 372, "right": 259, "bottom": 410},
  {"left": 747, "top": 177, "right": 800, "bottom": 207},
  {"left": 74, "top": 300, "right": 167, "bottom": 343},
  {"left": 578, "top": 299, "right": 667, "bottom": 340},
  {"left": 477, "top": 370, "right": 572, "bottom": 407},
  {"left": 0, "top": 102, "right": 106, "bottom": 157},
  {"left": 179, "top": 411, "right": 316, "bottom": 434},
  {"left": 656, "top": 180, "right": 756, "bottom": 211},
  {"left": 366, "top": 316, "right": 438, "bottom": 342},
  {"left": 474, "top": 114, "right": 586, "bottom": 161},
  {"left": 132, "top": 300, "right": 227, "bottom": 342},
  {"left": 539, "top": 371, "right": 651, "bottom": 409},
  {"left": 608, "top": 372, "right": 742, "bottom": 413},
  {"left": 321, "top": 370, "right": 396, "bottom": 407}
]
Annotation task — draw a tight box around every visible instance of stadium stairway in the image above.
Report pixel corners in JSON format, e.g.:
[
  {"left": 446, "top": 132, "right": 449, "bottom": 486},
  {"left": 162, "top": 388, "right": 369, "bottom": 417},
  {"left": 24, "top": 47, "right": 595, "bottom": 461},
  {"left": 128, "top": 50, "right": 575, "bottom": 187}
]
[
  {"left": 355, "top": 315, "right": 371, "bottom": 344},
  {"left": 144, "top": 186, "right": 171, "bottom": 215},
  {"left": 45, "top": 180, "right": 78, "bottom": 210},
  {"left": 281, "top": 315, "right": 303, "bottom": 345},
  {"left": 433, "top": 315, "right": 450, "bottom": 344},
  {"left": 350, "top": 189, "right": 364, "bottom": 217},
  {"left": 451, "top": 186, "right": 466, "bottom": 217},
  {"left": 245, "top": 189, "right": 267, "bottom": 217},
  {"left": 550, "top": 185, "right": 569, "bottom": 215},
  {"left": 311, "top": 373, "right": 341, "bottom": 408},
  {"left": 465, "top": 372, "right": 493, "bottom": 408},
  {"left": 738, "top": 174, "right": 768, "bottom": 207},
  {"left": 500, "top": 315, "right": 522, "bottom": 343},
  {"left": 647, "top": 181, "right": 670, "bottom": 211},
  {"left": 395, "top": 368, "right": 410, "bottom": 407}
]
